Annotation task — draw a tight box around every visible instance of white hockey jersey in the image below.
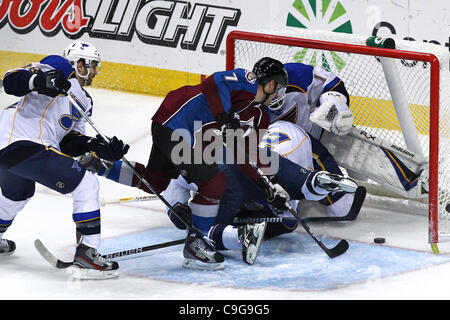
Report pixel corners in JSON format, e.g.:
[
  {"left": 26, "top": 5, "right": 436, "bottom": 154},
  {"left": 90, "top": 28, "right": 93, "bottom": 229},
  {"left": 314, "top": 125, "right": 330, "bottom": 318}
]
[
  {"left": 258, "top": 120, "right": 314, "bottom": 214},
  {"left": 164, "top": 121, "right": 315, "bottom": 217},
  {"left": 0, "top": 62, "right": 91, "bottom": 151},
  {"left": 268, "top": 63, "right": 342, "bottom": 140}
]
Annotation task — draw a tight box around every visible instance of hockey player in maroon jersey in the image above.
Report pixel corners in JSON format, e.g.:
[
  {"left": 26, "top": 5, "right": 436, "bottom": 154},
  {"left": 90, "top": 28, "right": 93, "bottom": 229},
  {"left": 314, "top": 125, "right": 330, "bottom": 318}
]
[{"left": 84, "top": 58, "right": 358, "bottom": 270}]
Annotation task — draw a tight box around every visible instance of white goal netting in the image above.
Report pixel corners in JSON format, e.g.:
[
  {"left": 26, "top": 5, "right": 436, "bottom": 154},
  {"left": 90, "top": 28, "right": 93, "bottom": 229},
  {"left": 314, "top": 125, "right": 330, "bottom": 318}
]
[{"left": 228, "top": 29, "right": 450, "bottom": 242}]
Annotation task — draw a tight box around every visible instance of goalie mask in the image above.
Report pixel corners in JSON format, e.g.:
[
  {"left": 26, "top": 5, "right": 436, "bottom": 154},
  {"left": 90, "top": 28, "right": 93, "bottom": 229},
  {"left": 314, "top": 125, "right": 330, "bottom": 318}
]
[
  {"left": 63, "top": 41, "right": 101, "bottom": 82},
  {"left": 252, "top": 57, "right": 288, "bottom": 111}
]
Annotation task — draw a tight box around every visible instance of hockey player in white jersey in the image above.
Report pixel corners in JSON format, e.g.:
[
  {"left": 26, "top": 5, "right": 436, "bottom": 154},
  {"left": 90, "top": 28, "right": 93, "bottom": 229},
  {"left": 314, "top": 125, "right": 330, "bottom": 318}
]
[
  {"left": 269, "top": 62, "right": 427, "bottom": 209},
  {"left": 263, "top": 62, "right": 365, "bottom": 220},
  {"left": 0, "top": 41, "right": 129, "bottom": 279},
  {"left": 161, "top": 120, "right": 362, "bottom": 264}
]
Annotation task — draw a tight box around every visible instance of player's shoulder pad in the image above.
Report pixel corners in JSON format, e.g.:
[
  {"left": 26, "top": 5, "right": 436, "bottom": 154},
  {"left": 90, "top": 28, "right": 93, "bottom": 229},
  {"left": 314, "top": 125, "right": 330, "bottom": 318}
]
[
  {"left": 39, "top": 55, "right": 74, "bottom": 79},
  {"left": 284, "top": 62, "right": 313, "bottom": 92},
  {"left": 213, "top": 68, "right": 258, "bottom": 92}
]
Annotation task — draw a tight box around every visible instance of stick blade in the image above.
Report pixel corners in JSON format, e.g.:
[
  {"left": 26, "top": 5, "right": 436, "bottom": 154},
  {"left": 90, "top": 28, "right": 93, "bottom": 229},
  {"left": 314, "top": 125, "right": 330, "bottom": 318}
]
[
  {"left": 34, "top": 239, "right": 73, "bottom": 268},
  {"left": 326, "top": 239, "right": 349, "bottom": 258}
]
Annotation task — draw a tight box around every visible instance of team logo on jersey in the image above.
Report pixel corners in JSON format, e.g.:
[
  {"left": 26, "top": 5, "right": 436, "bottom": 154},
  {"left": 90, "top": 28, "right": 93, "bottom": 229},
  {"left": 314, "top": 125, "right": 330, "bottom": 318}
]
[
  {"left": 259, "top": 131, "right": 291, "bottom": 150},
  {"left": 72, "top": 161, "right": 82, "bottom": 172},
  {"left": 59, "top": 94, "right": 88, "bottom": 130},
  {"left": 245, "top": 71, "right": 257, "bottom": 84}
]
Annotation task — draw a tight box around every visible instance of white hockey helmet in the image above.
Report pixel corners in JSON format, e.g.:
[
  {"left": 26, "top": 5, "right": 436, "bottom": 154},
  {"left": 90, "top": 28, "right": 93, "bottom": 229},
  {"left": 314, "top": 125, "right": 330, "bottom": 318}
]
[{"left": 63, "top": 40, "right": 101, "bottom": 80}]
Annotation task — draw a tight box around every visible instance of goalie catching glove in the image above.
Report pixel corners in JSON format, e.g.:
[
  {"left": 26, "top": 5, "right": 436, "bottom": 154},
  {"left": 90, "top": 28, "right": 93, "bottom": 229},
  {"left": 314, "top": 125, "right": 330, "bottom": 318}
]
[{"left": 310, "top": 91, "right": 354, "bottom": 136}]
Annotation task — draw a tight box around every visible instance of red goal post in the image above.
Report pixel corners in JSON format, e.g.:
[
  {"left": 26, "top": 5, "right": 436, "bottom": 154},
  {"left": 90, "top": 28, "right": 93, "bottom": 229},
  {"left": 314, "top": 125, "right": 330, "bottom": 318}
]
[{"left": 226, "top": 29, "right": 449, "bottom": 247}]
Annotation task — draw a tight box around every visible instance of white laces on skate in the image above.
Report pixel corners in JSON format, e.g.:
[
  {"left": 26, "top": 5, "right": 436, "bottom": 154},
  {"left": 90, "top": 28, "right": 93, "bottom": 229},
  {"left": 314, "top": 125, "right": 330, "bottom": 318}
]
[
  {"left": 194, "top": 237, "right": 216, "bottom": 256},
  {"left": 92, "top": 250, "right": 110, "bottom": 264}
]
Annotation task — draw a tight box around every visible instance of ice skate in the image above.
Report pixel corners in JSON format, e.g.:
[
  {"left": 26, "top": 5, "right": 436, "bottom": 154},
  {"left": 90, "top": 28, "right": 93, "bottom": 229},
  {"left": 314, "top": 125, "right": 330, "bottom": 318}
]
[
  {"left": 0, "top": 239, "right": 16, "bottom": 256},
  {"left": 182, "top": 233, "right": 224, "bottom": 270},
  {"left": 239, "top": 221, "right": 267, "bottom": 265},
  {"left": 315, "top": 171, "right": 358, "bottom": 193},
  {"left": 73, "top": 243, "right": 119, "bottom": 279}
]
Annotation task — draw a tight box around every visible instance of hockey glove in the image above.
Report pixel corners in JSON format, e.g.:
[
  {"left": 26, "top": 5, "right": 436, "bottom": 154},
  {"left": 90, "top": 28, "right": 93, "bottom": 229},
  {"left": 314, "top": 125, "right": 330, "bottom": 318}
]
[
  {"left": 33, "top": 69, "right": 71, "bottom": 97},
  {"left": 168, "top": 203, "right": 192, "bottom": 230},
  {"left": 216, "top": 111, "right": 241, "bottom": 136},
  {"left": 310, "top": 91, "right": 353, "bottom": 136},
  {"left": 89, "top": 134, "right": 130, "bottom": 162},
  {"left": 264, "top": 178, "right": 290, "bottom": 212}
]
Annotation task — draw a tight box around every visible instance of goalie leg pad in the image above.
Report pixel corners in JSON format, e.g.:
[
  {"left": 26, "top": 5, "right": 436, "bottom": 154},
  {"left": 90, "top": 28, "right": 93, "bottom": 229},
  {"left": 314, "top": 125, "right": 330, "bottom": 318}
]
[{"left": 320, "top": 131, "right": 423, "bottom": 199}]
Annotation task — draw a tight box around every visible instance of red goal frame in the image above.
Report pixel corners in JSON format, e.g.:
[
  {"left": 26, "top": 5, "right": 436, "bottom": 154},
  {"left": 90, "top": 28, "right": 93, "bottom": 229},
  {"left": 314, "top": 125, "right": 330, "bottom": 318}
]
[{"left": 226, "top": 30, "right": 441, "bottom": 244}]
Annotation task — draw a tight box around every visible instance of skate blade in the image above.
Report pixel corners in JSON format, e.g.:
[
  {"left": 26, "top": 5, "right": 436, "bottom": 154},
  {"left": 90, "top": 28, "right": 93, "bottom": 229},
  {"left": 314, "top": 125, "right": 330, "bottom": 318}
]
[
  {"left": 0, "top": 251, "right": 15, "bottom": 256},
  {"left": 182, "top": 258, "right": 224, "bottom": 271},
  {"left": 70, "top": 266, "right": 119, "bottom": 280},
  {"left": 244, "top": 222, "right": 267, "bottom": 265},
  {"left": 339, "top": 178, "right": 358, "bottom": 193},
  {"left": 317, "top": 175, "right": 358, "bottom": 193}
]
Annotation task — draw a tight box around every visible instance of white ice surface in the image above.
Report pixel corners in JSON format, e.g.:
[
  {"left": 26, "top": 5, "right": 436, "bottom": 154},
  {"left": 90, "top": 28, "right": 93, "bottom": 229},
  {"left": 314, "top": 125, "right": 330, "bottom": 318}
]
[{"left": 2, "top": 87, "right": 450, "bottom": 300}]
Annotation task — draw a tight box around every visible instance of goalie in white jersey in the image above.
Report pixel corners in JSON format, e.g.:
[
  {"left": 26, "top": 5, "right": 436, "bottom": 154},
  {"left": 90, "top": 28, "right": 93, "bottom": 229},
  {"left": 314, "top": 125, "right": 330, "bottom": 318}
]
[
  {"left": 269, "top": 62, "right": 427, "bottom": 208},
  {"left": 0, "top": 41, "right": 129, "bottom": 279}
]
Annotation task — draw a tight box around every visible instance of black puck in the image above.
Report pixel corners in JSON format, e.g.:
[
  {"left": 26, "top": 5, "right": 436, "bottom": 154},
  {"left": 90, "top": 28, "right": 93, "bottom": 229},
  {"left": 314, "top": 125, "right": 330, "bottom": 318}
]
[
  {"left": 446, "top": 203, "right": 450, "bottom": 213},
  {"left": 374, "top": 237, "right": 385, "bottom": 244}
]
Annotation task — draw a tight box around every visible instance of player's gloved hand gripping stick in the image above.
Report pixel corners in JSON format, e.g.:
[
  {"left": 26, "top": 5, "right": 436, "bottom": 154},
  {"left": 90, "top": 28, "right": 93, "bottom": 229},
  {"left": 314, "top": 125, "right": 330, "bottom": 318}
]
[
  {"left": 246, "top": 159, "right": 350, "bottom": 258},
  {"left": 221, "top": 121, "right": 350, "bottom": 259}
]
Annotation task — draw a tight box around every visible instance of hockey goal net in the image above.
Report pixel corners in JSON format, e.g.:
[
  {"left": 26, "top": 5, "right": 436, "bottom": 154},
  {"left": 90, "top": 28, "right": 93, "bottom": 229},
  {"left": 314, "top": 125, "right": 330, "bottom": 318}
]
[{"left": 226, "top": 29, "right": 450, "bottom": 246}]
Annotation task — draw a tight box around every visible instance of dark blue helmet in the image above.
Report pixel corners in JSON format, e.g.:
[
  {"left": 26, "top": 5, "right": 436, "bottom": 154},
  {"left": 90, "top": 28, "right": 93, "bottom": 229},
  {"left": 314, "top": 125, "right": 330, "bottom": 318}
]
[
  {"left": 252, "top": 57, "right": 288, "bottom": 110},
  {"left": 252, "top": 57, "right": 288, "bottom": 87}
]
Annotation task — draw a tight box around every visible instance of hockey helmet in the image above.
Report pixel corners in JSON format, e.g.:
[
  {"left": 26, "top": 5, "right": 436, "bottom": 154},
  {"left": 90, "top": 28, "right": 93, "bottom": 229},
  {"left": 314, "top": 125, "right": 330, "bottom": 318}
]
[
  {"left": 252, "top": 57, "right": 288, "bottom": 110},
  {"left": 63, "top": 41, "right": 101, "bottom": 80}
]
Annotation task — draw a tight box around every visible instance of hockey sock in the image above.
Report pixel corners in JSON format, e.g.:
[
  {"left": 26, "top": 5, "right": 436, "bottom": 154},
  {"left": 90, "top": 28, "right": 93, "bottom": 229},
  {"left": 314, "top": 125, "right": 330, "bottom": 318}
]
[
  {"left": 189, "top": 202, "right": 219, "bottom": 234},
  {"left": 80, "top": 233, "right": 101, "bottom": 249},
  {"left": 221, "top": 225, "right": 240, "bottom": 250},
  {"left": 207, "top": 224, "right": 239, "bottom": 251},
  {"left": 98, "top": 160, "right": 141, "bottom": 187}
]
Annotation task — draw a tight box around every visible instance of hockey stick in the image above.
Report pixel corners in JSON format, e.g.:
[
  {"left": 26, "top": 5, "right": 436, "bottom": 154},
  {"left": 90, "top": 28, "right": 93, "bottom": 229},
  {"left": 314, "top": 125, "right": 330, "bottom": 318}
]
[
  {"left": 99, "top": 195, "right": 158, "bottom": 206},
  {"left": 99, "top": 194, "right": 357, "bottom": 223},
  {"left": 232, "top": 207, "right": 359, "bottom": 224},
  {"left": 67, "top": 92, "right": 209, "bottom": 243},
  {"left": 254, "top": 170, "right": 348, "bottom": 258},
  {"left": 228, "top": 135, "right": 349, "bottom": 258},
  {"left": 34, "top": 238, "right": 185, "bottom": 269},
  {"left": 348, "top": 126, "right": 426, "bottom": 166}
]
